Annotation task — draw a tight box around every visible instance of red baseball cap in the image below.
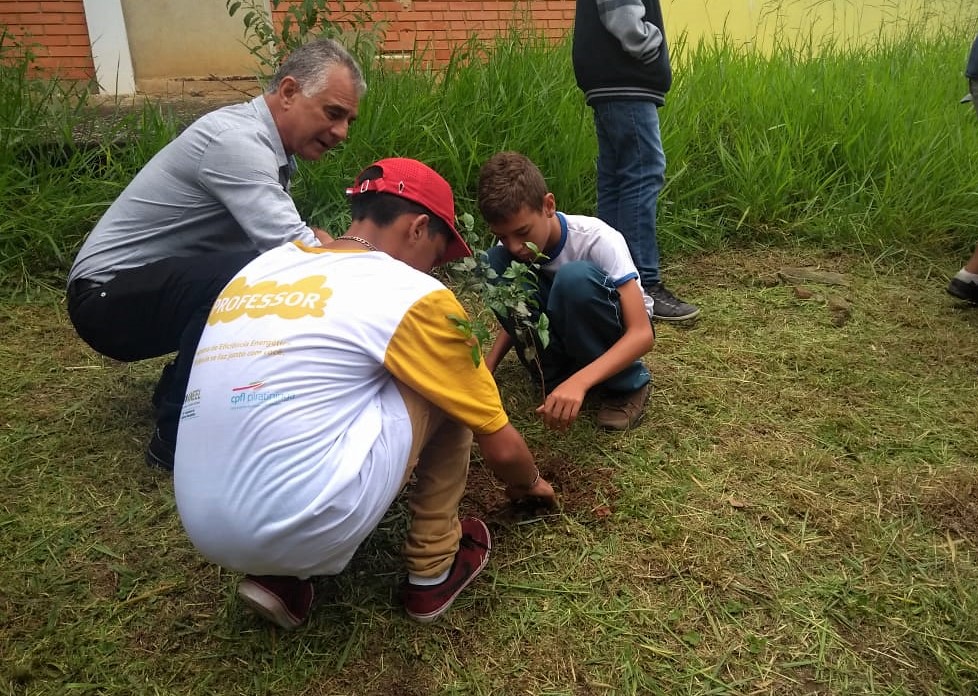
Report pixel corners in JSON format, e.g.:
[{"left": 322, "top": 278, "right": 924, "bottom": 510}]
[{"left": 346, "top": 158, "right": 472, "bottom": 265}]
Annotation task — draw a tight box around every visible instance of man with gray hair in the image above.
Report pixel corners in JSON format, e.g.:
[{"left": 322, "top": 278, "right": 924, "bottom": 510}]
[{"left": 66, "top": 38, "right": 364, "bottom": 471}]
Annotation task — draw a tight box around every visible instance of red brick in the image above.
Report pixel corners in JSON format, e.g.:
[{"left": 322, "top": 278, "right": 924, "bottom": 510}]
[
  {"left": 39, "top": 1, "right": 77, "bottom": 12},
  {"left": 39, "top": 22, "right": 86, "bottom": 35},
  {"left": 466, "top": 10, "right": 499, "bottom": 21},
  {"left": 51, "top": 56, "right": 89, "bottom": 67},
  {"left": 42, "top": 44, "right": 87, "bottom": 56}
]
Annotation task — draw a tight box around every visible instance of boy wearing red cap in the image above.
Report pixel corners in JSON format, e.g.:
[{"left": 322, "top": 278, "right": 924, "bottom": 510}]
[{"left": 173, "top": 158, "right": 554, "bottom": 629}]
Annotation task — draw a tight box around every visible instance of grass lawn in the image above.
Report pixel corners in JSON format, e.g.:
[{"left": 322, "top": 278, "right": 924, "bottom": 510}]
[{"left": 2, "top": 245, "right": 976, "bottom": 695}]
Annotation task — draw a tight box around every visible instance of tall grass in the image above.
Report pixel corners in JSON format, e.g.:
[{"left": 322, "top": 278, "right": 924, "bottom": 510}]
[
  {"left": 665, "top": 22, "right": 978, "bottom": 252},
  {"left": 0, "top": 31, "right": 180, "bottom": 287},
  {"left": 292, "top": 28, "right": 597, "bottom": 236},
  {"left": 3, "top": 9, "right": 978, "bottom": 286},
  {"left": 289, "top": 19, "right": 978, "bottom": 256}
]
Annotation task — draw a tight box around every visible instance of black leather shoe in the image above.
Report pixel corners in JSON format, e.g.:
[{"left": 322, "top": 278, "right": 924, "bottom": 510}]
[
  {"left": 145, "top": 428, "right": 175, "bottom": 471},
  {"left": 947, "top": 276, "right": 978, "bottom": 304},
  {"left": 151, "top": 362, "right": 176, "bottom": 412}
]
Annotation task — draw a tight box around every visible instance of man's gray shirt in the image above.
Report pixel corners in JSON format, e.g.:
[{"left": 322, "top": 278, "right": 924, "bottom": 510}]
[{"left": 69, "top": 96, "right": 318, "bottom": 284}]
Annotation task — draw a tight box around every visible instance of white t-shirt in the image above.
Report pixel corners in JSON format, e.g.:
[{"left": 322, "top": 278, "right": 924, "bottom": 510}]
[
  {"left": 541, "top": 213, "right": 654, "bottom": 317},
  {"left": 174, "top": 242, "right": 508, "bottom": 577}
]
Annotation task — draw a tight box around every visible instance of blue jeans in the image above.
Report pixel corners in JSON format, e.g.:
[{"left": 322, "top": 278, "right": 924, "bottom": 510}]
[
  {"left": 486, "top": 249, "right": 650, "bottom": 394},
  {"left": 592, "top": 100, "right": 666, "bottom": 287}
]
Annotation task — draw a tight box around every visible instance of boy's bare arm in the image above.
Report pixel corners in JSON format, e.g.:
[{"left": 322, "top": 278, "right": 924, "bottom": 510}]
[
  {"left": 484, "top": 328, "right": 514, "bottom": 374},
  {"left": 536, "top": 279, "right": 654, "bottom": 429},
  {"left": 475, "top": 423, "right": 556, "bottom": 504}
]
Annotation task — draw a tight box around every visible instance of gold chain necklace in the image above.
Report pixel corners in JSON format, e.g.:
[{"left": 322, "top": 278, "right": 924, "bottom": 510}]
[{"left": 341, "top": 235, "right": 379, "bottom": 252}]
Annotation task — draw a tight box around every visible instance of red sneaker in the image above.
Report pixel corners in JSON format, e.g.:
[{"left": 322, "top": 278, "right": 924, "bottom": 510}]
[
  {"left": 403, "top": 517, "right": 492, "bottom": 623},
  {"left": 237, "top": 575, "right": 313, "bottom": 629}
]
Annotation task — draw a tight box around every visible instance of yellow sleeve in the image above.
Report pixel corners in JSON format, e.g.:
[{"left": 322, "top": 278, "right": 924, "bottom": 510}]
[{"left": 384, "top": 289, "right": 509, "bottom": 435}]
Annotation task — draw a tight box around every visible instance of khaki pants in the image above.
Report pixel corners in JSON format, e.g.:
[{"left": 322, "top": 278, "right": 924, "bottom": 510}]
[{"left": 395, "top": 381, "right": 473, "bottom": 578}]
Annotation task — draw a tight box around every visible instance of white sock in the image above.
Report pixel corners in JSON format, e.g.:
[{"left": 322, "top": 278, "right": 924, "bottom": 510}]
[
  {"left": 408, "top": 569, "right": 450, "bottom": 586},
  {"left": 955, "top": 269, "right": 978, "bottom": 284}
]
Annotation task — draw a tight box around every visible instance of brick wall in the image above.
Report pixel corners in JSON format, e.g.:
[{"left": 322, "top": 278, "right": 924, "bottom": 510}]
[
  {"left": 0, "top": 0, "right": 95, "bottom": 80},
  {"left": 0, "top": 0, "right": 575, "bottom": 84},
  {"left": 272, "top": 0, "right": 575, "bottom": 66}
]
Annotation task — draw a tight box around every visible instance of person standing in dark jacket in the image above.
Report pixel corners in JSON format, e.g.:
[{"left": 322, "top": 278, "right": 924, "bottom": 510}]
[{"left": 572, "top": 0, "right": 699, "bottom": 321}]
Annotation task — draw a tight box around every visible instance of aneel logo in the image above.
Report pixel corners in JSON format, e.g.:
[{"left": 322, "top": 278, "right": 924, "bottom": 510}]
[
  {"left": 208, "top": 275, "right": 332, "bottom": 325},
  {"left": 180, "top": 387, "right": 203, "bottom": 421}
]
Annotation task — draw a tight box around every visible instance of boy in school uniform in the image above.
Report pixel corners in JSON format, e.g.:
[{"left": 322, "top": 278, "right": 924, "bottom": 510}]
[{"left": 477, "top": 151, "right": 655, "bottom": 431}]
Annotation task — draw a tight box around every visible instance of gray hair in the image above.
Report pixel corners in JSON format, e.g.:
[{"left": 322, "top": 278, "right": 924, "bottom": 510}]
[{"left": 265, "top": 37, "right": 366, "bottom": 97}]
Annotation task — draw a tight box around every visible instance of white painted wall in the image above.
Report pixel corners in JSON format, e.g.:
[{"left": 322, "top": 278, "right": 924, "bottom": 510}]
[
  {"left": 81, "top": 0, "right": 136, "bottom": 95},
  {"left": 119, "top": 0, "right": 262, "bottom": 81},
  {"left": 81, "top": 0, "right": 271, "bottom": 95}
]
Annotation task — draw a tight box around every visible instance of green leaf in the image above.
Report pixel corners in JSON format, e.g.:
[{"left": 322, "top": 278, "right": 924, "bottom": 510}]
[{"left": 536, "top": 314, "right": 550, "bottom": 349}]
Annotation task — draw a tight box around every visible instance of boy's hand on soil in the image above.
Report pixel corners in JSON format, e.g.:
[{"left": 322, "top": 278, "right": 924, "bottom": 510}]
[{"left": 505, "top": 475, "right": 556, "bottom": 506}]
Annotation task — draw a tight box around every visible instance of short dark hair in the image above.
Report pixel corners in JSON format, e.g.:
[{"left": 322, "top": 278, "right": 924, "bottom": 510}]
[
  {"left": 349, "top": 166, "right": 453, "bottom": 242},
  {"left": 266, "top": 37, "right": 366, "bottom": 97},
  {"left": 477, "top": 151, "right": 549, "bottom": 225}
]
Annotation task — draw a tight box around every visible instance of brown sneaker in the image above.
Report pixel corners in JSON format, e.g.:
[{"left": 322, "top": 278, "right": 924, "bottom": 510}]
[{"left": 596, "top": 382, "right": 651, "bottom": 431}]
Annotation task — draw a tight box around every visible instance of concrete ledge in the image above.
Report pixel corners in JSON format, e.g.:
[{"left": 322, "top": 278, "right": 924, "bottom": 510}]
[{"left": 134, "top": 77, "right": 262, "bottom": 101}]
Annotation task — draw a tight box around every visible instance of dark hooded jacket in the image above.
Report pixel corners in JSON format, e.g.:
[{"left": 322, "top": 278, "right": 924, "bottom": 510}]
[{"left": 572, "top": 0, "right": 672, "bottom": 106}]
